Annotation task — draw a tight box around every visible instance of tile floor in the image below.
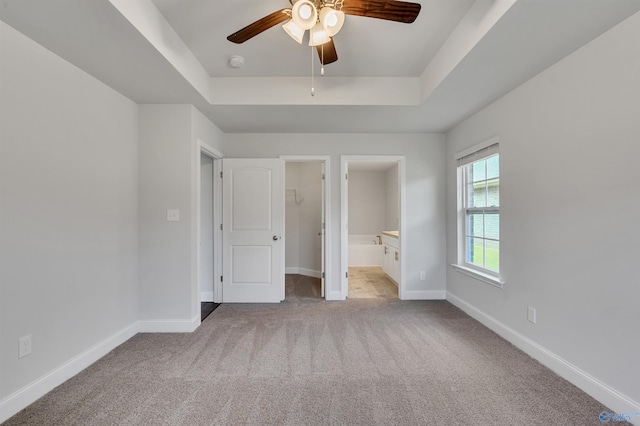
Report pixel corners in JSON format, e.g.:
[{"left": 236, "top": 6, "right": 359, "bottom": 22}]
[
  {"left": 285, "top": 267, "right": 398, "bottom": 300},
  {"left": 347, "top": 266, "right": 398, "bottom": 299}
]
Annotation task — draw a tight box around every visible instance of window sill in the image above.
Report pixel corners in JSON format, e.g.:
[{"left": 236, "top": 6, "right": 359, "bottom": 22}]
[{"left": 451, "top": 264, "right": 505, "bottom": 288}]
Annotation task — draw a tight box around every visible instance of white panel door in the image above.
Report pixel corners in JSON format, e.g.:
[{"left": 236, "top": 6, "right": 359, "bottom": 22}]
[{"left": 222, "top": 159, "right": 284, "bottom": 303}]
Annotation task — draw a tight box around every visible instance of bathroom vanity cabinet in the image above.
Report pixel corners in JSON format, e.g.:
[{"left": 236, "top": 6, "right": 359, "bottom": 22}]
[{"left": 382, "top": 232, "right": 399, "bottom": 285}]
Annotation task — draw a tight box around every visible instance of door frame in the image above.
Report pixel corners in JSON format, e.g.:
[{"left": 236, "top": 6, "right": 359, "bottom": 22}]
[
  {"left": 196, "top": 141, "right": 223, "bottom": 306},
  {"left": 281, "top": 155, "right": 331, "bottom": 299},
  {"left": 341, "top": 155, "right": 406, "bottom": 300}
]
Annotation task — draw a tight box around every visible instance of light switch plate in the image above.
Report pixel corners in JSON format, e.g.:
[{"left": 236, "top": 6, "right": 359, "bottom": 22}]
[
  {"left": 527, "top": 306, "right": 536, "bottom": 324},
  {"left": 19, "top": 335, "right": 32, "bottom": 358},
  {"left": 167, "top": 209, "right": 180, "bottom": 222}
]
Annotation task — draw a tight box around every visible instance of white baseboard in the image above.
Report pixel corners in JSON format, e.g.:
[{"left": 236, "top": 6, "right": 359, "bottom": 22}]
[
  {"left": 284, "top": 267, "right": 322, "bottom": 278},
  {"left": 326, "top": 290, "right": 344, "bottom": 301},
  {"left": 0, "top": 314, "right": 205, "bottom": 423},
  {"left": 285, "top": 267, "right": 321, "bottom": 279},
  {"left": 298, "top": 268, "right": 321, "bottom": 279},
  {"left": 137, "top": 315, "right": 200, "bottom": 333},
  {"left": 402, "top": 290, "right": 446, "bottom": 300},
  {"left": 200, "top": 291, "right": 214, "bottom": 302},
  {"left": 447, "top": 292, "right": 640, "bottom": 424},
  {"left": 0, "top": 322, "right": 139, "bottom": 424}
]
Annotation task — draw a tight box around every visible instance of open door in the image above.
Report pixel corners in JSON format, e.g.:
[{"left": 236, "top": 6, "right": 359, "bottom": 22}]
[{"left": 222, "top": 159, "right": 284, "bottom": 303}]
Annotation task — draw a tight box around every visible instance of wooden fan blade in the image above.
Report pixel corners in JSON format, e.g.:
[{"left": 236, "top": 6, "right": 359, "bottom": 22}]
[
  {"left": 227, "top": 9, "right": 290, "bottom": 44},
  {"left": 316, "top": 38, "right": 338, "bottom": 65},
  {"left": 342, "top": 0, "right": 421, "bottom": 23}
]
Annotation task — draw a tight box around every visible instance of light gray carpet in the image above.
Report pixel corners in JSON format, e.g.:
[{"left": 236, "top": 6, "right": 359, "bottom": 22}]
[{"left": 5, "top": 275, "right": 621, "bottom": 425}]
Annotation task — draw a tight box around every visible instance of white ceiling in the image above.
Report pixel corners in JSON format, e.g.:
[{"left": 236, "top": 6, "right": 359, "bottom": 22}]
[
  {"left": 151, "top": 0, "right": 475, "bottom": 77},
  {"left": 2, "top": 0, "right": 640, "bottom": 134}
]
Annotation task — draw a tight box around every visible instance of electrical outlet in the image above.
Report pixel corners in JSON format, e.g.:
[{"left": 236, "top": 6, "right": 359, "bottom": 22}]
[
  {"left": 166, "top": 209, "right": 180, "bottom": 222},
  {"left": 527, "top": 306, "right": 536, "bottom": 324},
  {"left": 19, "top": 335, "right": 32, "bottom": 358},
  {"left": 419, "top": 271, "right": 426, "bottom": 281}
]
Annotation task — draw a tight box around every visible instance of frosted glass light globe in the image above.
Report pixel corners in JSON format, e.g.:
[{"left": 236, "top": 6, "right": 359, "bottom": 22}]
[
  {"left": 299, "top": 4, "right": 312, "bottom": 19},
  {"left": 325, "top": 11, "right": 338, "bottom": 27}
]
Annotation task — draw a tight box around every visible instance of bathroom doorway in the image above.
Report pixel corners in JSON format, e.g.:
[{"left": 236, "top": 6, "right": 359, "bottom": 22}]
[
  {"left": 341, "top": 156, "right": 405, "bottom": 300},
  {"left": 282, "top": 156, "right": 330, "bottom": 301}
]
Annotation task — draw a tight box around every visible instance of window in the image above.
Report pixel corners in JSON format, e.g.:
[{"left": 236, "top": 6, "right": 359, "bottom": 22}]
[
  {"left": 454, "top": 140, "right": 501, "bottom": 285},
  {"left": 464, "top": 154, "right": 499, "bottom": 272}
]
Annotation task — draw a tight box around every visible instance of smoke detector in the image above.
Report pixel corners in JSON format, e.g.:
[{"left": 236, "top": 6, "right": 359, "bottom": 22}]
[{"left": 229, "top": 55, "right": 245, "bottom": 68}]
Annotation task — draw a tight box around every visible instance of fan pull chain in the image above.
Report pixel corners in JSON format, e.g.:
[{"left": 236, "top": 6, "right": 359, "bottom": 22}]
[
  {"left": 311, "top": 46, "right": 315, "bottom": 96},
  {"left": 321, "top": 43, "right": 325, "bottom": 77}
]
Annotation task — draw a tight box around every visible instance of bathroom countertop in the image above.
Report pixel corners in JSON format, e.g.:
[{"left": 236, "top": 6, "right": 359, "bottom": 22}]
[{"left": 382, "top": 231, "right": 399, "bottom": 238}]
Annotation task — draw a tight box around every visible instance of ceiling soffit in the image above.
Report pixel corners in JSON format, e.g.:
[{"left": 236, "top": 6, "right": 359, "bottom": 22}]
[{"left": 113, "top": 0, "right": 514, "bottom": 107}]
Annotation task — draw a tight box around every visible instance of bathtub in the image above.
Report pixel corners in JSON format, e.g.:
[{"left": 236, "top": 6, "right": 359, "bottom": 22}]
[{"left": 348, "top": 235, "right": 384, "bottom": 266}]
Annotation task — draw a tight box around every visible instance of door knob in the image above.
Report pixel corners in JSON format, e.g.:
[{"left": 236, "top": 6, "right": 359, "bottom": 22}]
[{"left": 273, "top": 235, "right": 280, "bottom": 241}]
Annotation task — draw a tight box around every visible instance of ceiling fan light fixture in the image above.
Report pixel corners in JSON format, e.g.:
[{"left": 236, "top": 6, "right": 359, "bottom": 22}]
[
  {"left": 292, "top": 0, "right": 317, "bottom": 30},
  {"left": 319, "top": 7, "right": 344, "bottom": 36},
  {"left": 308, "top": 22, "right": 330, "bottom": 46},
  {"left": 283, "top": 20, "right": 305, "bottom": 43}
]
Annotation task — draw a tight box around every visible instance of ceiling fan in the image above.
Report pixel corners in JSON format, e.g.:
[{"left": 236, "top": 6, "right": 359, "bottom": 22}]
[{"left": 227, "top": 0, "right": 422, "bottom": 65}]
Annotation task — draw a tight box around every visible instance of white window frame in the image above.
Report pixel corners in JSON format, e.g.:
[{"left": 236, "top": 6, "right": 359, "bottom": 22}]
[{"left": 452, "top": 137, "right": 504, "bottom": 288}]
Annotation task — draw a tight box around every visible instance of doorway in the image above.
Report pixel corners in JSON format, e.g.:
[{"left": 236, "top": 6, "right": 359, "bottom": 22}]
[
  {"left": 200, "top": 153, "right": 215, "bottom": 302},
  {"left": 282, "top": 156, "right": 331, "bottom": 301},
  {"left": 341, "top": 156, "right": 405, "bottom": 300},
  {"left": 197, "top": 142, "right": 223, "bottom": 320},
  {"left": 213, "top": 156, "right": 329, "bottom": 304}
]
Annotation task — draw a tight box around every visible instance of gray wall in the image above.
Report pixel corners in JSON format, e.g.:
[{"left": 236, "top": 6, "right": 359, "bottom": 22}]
[
  {"left": 285, "top": 162, "right": 323, "bottom": 275},
  {"left": 285, "top": 163, "right": 301, "bottom": 270},
  {"left": 385, "top": 164, "right": 399, "bottom": 231},
  {"left": 1, "top": 23, "right": 226, "bottom": 419},
  {"left": 445, "top": 11, "right": 640, "bottom": 410},
  {"left": 0, "top": 22, "right": 138, "bottom": 401},
  {"left": 138, "top": 105, "right": 193, "bottom": 321},
  {"left": 297, "top": 162, "right": 323, "bottom": 274},
  {"left": 138, "top": 105, "right": 224, "bottom": 324},
  {"left": 348, "top": 170, "right": 387, "bottom": 236},
  {"left": 223, "top": 134, "right": 447, "bottom": 300}
]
